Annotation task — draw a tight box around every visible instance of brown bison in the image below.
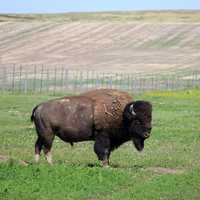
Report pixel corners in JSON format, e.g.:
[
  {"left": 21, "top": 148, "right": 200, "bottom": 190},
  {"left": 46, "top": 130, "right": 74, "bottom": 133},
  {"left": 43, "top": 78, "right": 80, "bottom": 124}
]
[{"left": 31, "top": 89, "right": 152, "bottom": 166}]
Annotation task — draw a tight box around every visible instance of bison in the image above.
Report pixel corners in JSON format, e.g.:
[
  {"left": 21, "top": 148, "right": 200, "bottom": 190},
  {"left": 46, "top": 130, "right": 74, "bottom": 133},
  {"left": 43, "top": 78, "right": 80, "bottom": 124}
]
[{"left": 31, "top": 89, "right": 152, "bottom": 166}]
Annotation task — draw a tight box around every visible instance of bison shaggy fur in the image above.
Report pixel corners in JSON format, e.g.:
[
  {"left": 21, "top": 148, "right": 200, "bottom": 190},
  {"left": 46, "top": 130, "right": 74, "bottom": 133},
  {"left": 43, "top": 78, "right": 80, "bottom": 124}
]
[{"left": 31, "top": 89, "right": 152, "bottom": 166}]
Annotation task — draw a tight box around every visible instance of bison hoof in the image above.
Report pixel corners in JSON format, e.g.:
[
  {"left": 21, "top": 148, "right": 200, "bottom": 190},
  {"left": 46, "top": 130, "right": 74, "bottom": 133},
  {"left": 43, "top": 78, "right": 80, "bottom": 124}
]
[{"left": 101, "top": 160, "right": 109, "bottom": 167}]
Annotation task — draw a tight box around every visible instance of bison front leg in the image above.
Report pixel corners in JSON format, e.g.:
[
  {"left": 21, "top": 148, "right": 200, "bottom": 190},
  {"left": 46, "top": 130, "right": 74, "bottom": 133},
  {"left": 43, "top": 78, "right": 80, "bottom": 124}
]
[{"left": 94, "top": 134, "right": 111, "bottom": 167}]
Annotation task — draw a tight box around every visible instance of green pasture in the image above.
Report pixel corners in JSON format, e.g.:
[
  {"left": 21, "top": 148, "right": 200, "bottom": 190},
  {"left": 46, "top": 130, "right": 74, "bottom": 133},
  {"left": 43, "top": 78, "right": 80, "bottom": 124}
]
[{"left": 0, "top": 89, "right": 200, "bottom": 200}]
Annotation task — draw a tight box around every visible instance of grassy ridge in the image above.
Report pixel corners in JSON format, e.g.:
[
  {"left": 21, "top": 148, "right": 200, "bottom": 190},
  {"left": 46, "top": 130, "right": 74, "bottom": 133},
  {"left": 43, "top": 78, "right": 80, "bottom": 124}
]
[
  {"left": 0, "top": 90, "right": 200, "bottom": 199},
  {"left": 1, "top": 11, "right": 200, "bottom": 22}
]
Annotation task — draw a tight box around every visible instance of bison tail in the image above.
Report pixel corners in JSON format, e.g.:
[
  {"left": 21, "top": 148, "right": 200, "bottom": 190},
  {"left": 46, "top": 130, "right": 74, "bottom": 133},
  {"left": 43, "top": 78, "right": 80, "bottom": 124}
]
[{"left": 31, "top": 105, "right": 38, "bottom": 122}]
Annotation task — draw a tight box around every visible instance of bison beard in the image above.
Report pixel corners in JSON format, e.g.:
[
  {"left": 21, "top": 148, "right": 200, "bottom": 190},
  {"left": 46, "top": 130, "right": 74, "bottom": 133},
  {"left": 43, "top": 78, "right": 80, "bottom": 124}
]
[
  {"left": 31, "top": 89, "right": 152, "bottom": 166},
  {"left": 132, "top": 136, "right": 145, "bottom": 151}
]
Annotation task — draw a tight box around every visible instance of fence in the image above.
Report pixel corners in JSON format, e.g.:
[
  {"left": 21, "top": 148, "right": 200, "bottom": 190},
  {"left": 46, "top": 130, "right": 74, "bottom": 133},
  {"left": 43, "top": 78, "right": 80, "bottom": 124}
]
[{"left": 0, "top": 64, "right": 199, "bottom": 94}]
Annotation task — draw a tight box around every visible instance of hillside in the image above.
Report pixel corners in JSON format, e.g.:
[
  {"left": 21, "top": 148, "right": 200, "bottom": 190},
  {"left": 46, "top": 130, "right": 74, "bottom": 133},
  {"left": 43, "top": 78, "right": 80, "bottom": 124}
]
[{"left": 0, "top": 11, "right": 200, "bottom": 73}]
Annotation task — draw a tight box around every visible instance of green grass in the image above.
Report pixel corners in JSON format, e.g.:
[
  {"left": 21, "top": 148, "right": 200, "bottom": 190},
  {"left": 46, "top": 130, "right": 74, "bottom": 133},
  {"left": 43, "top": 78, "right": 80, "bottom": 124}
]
[
  {"left": 0, "top": 89, "right": 200, "bottom": 199},
  {"left": 0, "top": 163, "right": 131, "bottom": 200}
]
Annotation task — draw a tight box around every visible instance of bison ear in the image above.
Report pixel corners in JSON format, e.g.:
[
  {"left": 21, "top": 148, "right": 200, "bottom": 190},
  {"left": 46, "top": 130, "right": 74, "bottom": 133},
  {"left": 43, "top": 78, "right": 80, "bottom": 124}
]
[{"left": 123, "top": 102, "right": 136, "bottom": 122}]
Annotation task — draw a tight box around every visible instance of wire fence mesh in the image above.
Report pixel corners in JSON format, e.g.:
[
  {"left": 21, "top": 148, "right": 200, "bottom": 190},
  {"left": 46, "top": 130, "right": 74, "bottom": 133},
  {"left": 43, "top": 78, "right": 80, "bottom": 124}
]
[{"left": 0, "top": 64, "right": 199, "bottom": 94}]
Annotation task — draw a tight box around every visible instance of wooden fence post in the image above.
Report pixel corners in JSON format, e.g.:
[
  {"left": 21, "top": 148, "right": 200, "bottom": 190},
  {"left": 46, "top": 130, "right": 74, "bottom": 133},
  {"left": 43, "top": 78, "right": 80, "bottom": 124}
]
[
  {"left": 64, "top": 69, "right": 68, "bottom": 92},
  {"left": 40, "top": 65, "right": 44, "bottom": 93},
  {"left": 25, "top": 68, "right": 28, "bottom": 93},
  {"left": 53, "top": 67, "right": 57, "bottom": 95},
  {"left": 46, "top": 68, "right": 49, "bottom": 93},
  {"left": 2, "top": 67, "right": 7, "bottom": 92},
  {"left": 33, "top": 65, "right": 36, "bottom": 93},
  {"left": 19, "top": 65, "right": 22, "bottom": 92},
  {"left": 12, "top": 64, "right": 16, "bottom": 93},
  {"left": 61, "top": 66, "right": 64, "bottom": 93}
]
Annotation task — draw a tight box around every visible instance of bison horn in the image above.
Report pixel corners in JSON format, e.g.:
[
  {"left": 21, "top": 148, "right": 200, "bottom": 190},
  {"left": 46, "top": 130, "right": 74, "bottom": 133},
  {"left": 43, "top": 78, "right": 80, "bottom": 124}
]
[{"left": 130, "top": 104, "right": 136, "bottom": 115}]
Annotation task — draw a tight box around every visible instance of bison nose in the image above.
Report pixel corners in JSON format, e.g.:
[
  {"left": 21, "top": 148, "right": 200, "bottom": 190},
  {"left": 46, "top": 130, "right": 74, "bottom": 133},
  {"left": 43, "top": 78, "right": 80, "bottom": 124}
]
[{"left": 144, "top": 132, "right": 150, "bottom": 138}]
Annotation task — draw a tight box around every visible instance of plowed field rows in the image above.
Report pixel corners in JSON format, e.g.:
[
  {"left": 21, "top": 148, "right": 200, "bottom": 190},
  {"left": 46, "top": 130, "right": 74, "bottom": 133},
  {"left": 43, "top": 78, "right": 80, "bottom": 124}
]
[{"left": 0, "top": 13, "right": 200, "bottom": 73}]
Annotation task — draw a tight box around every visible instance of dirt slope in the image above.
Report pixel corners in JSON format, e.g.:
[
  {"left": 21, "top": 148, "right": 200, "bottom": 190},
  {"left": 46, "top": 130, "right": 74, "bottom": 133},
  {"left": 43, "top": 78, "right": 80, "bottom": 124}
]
[{"left": 0, "top": 12, "right": 200, "bottom": 73}]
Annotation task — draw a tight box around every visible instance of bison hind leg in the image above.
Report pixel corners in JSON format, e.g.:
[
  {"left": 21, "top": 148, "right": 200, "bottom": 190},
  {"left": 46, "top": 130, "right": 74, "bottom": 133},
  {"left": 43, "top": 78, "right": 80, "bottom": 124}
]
[
  {"left": 34, "top": 133, "right": 55, "bottom": 165},
  {"left": 42, "top": 135, "right": 55, "bottom": 165},
  {"left": 35, "top": 136, "right": 43, "bottom": 163}
]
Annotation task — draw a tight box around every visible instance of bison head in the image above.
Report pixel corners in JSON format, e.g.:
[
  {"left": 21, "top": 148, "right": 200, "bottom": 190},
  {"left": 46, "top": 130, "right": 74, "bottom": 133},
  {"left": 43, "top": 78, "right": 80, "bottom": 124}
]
[{"left": 123, "top": 101, "right": 152, "bottom": 151}]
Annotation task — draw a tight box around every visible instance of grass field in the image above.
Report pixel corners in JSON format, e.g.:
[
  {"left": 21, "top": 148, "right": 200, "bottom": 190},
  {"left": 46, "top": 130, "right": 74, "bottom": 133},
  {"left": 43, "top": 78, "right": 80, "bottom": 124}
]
[{"left": 0, "top": 89, "right": 200, "bottom": 199}]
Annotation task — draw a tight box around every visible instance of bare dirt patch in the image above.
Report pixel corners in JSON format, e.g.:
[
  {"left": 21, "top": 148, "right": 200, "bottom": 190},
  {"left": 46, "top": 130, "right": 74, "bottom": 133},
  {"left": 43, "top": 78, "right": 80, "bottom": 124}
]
[
  {"left": 146, "top": 167, "right": 184, "bottom": 174},
  {"left": 0, "top": 154, "right": 29, "bottom": 166},
  {"left": 0, "top": 154, "right": 9, "bottom": 162}
]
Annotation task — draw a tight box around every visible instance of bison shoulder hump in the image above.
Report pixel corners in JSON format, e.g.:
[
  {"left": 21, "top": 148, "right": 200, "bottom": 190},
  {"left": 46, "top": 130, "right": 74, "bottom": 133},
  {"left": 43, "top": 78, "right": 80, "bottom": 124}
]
[{"left": 82, "top": 89, "right": 133, "bottom": 130}]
